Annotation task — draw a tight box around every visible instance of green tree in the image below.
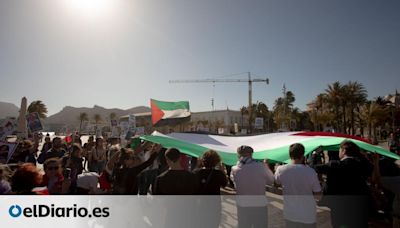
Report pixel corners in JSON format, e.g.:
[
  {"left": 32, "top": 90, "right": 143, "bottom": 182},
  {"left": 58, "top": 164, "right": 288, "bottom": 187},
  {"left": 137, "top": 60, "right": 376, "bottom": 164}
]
[
  {"left": 360, "top": 101, "right": 388, "bottom": 140},
  {"left": 240, "top": 106, "right": 248, "bottom": 129},
  {"left": 27, "top": 100, "right": 48, "bottom": 118},
  {"left": 308, "top": 93, "right": 332, "bottom": 131},
  {"left": 109, "top": 112, "right": 117, "bottom": 121},
  {"left": 78, "top": 112, "right": 89, "bottom": 133},
  {"left": 94, "top": 114, "right": 103, "bottom": 125},
  {"left": 273, "top": 90, "right": 296, "bottom": 130},
  {"left": 255, "top": 102, "right": 269, "bottom": 131},
  {"left": 326, "top": 81, "right": 344, "bottom": 132},
  {"left": 345, "top": 81, "right": 367, "bottom": 135}
]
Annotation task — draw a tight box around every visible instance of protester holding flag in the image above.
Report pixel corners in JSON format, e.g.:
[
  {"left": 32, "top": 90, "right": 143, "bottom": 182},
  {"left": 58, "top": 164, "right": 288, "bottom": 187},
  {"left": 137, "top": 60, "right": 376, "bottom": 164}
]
[
  {"left": 231, "top": 145, "right": 274, "bottom": 228},
  {"left": 275, "top": 143, "right": 321, "bottom": 227},
  {"left": 194, "top": 150, "right": 228, "bottom": 228},
  {"left": 194, "top": 150, "right": 228, "bottom": 194},
  {"left": 106, "top": 143, "right": 161, "bottom": 194},
  {"left": 314, "top": 140, "right": 373, "bottom": 228},
  {"left": 152, "top": 148, "right": 199, "bottom": 195}
]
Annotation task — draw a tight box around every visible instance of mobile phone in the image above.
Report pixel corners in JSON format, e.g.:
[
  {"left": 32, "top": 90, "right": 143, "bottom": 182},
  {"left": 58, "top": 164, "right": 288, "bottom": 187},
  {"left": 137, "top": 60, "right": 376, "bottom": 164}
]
[{"left": 63, "top": 168, "right": 71, "bottom": 179}]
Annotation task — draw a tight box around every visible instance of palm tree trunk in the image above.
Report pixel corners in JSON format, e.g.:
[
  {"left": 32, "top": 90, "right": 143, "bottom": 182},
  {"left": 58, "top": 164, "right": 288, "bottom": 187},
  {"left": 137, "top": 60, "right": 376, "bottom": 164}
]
[
  {"left": 79, "top": 120, "right": 83, "bottom": 133},
  {"left": 350, "top": 109, "right": 355, "bottom": 135},
  {"left": 368, "top": 121, "right": 372, "bottom": 140},
  {"left": 343, "top": 105, "right": 347, "bottom": 134},
  {"left": 335, "top": 107, "right": 340, "bottom": 132}
]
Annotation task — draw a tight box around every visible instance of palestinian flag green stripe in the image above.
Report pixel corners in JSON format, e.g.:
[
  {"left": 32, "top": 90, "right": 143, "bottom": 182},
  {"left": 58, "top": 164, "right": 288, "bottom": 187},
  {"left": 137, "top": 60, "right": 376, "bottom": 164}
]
[
  {"left": 140, "top": 135, "right": 238, "bottom": 165},
  {"left": 152, "top": 100, "right": 189, "bottom": 111},
  {"left": 141, "top": 134, "right": 400, "bottom": 166}
]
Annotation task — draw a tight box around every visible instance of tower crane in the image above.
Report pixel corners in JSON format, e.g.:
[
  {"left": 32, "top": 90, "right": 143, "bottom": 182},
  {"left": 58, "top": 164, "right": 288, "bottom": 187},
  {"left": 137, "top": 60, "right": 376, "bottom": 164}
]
[{"left": 169, "top": 72, "right": 269, "bottom": 133}]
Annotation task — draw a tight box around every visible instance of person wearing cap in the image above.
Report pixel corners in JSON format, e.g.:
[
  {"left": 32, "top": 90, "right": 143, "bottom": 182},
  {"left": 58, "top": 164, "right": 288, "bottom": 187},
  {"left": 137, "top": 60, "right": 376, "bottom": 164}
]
[
  {"left": 76, "top": 172, "right": 103, "bottom": 194},
  {"left": 230, "top": 145, "right": 274, "bottom": 228}
]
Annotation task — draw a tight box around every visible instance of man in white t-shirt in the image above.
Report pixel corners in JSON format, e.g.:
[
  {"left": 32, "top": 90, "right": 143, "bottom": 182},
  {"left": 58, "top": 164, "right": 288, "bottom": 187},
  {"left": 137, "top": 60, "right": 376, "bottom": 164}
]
[
  {"left": 231, "top": 145, "right": 274, "bottom": 228},
  {"left": 275, "top": 143, "right": 322, "bottom": 228}
]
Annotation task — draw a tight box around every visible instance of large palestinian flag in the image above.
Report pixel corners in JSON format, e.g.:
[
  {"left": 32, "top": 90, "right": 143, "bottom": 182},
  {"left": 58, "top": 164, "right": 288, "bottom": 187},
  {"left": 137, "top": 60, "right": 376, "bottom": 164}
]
[
  {"left": 141, "top": 131, "right": 400, "bottom": 166},
  {"left": 150, "top": 99, "right": 191, "bottom": 125}
]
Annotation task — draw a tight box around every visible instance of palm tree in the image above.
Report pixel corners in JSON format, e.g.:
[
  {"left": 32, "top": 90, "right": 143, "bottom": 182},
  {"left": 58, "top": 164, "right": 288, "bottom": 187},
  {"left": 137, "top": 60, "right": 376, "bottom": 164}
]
[
  {"left": 273, "top": 97, "right": 286, "bottom": 130},
  {"left": 109, "top": 112, "right": 117, "bottom": 121},
  {"left": 285, "top": 91, "right": 296, "bottom": 110},
  {"left": 27, "top": 100, "right": 48, "bottom": 118},
  {"left": 93, "top": 114, "right": 102, "bottom": 125},
  {"left": 255, "top": 102, "right": 269, "bottom": 131},
  {"left": 360, "top": 101, "right": 388, "bottom": 140},
  {"left": 326, "top": 82, "right": 343, "bottom": 132},
  {"left": 314, "top": 93, "right": 330, "bottom": 131},
  {"left": 240, "top": 106, "right": 248, "bottom": 129},
  {"left": 273, "top": 90, "right": 296, "bottom": 130},
  {"left": 290, "top": 108, "right": 302, "bottom": 130},
  {"left": 348, "top": 81, "right": 367, "bottom": 135},
  {"left": 78, "top": 112, "right": 89, "bottom": 133}
]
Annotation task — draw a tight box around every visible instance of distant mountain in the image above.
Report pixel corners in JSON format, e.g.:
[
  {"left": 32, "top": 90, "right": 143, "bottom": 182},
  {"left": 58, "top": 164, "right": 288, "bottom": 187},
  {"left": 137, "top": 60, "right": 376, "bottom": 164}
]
[
  {"left": 44, "top": 105, "right": 150, "bottom": 128},
  {"left": 0, "top": 102, "right": 19, "bottom": 119}
]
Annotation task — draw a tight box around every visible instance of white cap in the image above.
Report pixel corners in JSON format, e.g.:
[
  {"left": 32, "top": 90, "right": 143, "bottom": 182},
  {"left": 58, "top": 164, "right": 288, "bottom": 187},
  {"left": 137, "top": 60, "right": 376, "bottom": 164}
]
[{"left": 77, "top": 172, "right": 99, "bottom": 190}]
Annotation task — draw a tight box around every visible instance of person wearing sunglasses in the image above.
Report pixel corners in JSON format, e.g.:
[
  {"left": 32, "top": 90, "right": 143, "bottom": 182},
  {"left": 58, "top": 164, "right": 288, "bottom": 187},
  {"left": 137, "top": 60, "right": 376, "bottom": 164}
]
[{"left": 41, "top": 158, "right": 64, "bottom": 194}]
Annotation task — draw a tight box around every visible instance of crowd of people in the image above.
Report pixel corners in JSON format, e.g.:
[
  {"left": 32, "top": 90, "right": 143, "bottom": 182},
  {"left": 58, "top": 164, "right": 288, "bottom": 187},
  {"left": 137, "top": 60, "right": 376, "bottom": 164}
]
[{"left": 1, "top": 132, "right": 400, "bottom": 228}]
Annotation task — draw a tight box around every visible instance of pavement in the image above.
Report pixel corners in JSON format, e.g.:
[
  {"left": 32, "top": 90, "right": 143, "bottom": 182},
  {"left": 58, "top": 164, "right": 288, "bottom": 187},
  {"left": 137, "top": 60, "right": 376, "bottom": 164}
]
[{"left": 220, "top": 187, "right": 332, "bottom": 228}]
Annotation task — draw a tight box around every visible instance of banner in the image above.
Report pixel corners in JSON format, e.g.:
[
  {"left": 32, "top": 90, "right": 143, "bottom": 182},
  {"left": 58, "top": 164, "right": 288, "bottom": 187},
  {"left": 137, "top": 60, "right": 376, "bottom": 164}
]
[
  {"left": 26, "top": 112, "right": 43, "bottom": 133},
  {"left": 111, "top": 119, "right": 118, "bottom": 127},
  {"left": 119, "top": 121, "right": 129, "bottom": 138},
  {"left": 0, "top": 142, "right": 18, "bottom": 164},
  {"left": 0, "top": 118, "right": 17, "bottom": 140},
  {"left": 255, "top": 117, "right": 264, "bottom": 130},
  {"left": 135, "top": 127, "right": 145, "bottom": 136},
  {"left": 128, "top": 114, "right": 136, "bottom": 132}
]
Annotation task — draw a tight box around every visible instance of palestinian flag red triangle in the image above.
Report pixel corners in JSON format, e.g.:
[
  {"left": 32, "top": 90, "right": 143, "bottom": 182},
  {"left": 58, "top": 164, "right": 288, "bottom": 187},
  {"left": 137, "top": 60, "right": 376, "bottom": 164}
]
[{"left": 151, "top": 99, "right": 165, "bottom": 124}]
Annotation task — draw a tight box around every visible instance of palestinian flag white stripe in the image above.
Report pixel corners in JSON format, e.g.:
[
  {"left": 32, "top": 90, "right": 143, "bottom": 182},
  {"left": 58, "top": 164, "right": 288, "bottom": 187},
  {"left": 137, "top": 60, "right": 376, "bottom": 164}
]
[
  {"left": 162, "top": 109, "right": 191, "bottom": 119},
  {"left": 142, "top": 131, "right": 399, "bottom": 165}
]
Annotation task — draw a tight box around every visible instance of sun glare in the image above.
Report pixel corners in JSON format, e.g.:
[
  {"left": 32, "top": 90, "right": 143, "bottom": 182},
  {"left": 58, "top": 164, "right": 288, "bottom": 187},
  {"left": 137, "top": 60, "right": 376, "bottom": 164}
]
[{"left": 63, "top": 0, "right": 114, "bottom": 19}]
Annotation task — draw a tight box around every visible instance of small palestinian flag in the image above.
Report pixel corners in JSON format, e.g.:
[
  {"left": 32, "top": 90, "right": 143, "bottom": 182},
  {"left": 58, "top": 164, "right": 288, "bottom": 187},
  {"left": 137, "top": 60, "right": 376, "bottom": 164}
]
[{"left": 150, "top": 99, "right": 191, "bottom": 125}]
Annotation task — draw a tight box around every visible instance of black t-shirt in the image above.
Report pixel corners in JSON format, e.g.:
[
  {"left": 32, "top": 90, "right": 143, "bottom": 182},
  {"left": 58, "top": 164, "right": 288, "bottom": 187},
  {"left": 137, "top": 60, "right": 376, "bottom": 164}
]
[
  {"left": 315, "top": 157, "right": 373, "bottom": 195},
  {"left": 113, "top": 152, "right": 158, "bottom": 194},
  {"left": 153, "top": 170, "right": 199, "bottom": 195},
  {"left": 194, "top": 169, "right": 227, "bottom": 195},
  {"left": 37, "top": 148, "right": 66, "bottom": 164}
]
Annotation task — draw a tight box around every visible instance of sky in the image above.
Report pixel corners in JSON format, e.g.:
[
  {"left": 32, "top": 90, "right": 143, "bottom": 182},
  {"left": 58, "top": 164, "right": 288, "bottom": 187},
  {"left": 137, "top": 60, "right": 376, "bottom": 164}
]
[{"left": 0, "top": 0, "right": 399, "bottom": 115}]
